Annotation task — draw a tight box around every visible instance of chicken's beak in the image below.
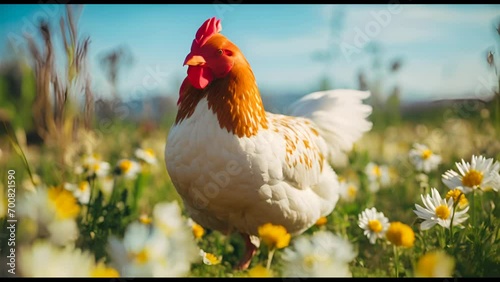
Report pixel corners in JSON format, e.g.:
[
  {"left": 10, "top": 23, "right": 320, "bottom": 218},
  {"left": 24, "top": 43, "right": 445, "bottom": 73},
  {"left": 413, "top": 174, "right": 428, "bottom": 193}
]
[{"left": 183, "top": 53, "right": 206, "bottom": 66}]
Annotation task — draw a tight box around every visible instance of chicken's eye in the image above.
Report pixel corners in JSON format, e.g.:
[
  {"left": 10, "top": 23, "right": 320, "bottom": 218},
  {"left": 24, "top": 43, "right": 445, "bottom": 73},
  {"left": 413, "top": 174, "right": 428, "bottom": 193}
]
[{"left": 217, "top": 49, "right": 224, "bottom": 55}]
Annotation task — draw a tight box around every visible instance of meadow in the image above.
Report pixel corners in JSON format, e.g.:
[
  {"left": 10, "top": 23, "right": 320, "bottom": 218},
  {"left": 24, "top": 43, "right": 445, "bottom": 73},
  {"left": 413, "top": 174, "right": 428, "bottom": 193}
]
[{"left": 1, "top": 5, "right": 500, "bottom": 278}]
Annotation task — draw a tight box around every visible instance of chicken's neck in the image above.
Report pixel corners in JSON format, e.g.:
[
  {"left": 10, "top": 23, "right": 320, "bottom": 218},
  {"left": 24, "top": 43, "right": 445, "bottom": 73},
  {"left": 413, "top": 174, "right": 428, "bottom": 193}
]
[{"left": 176, "top": 64, "right": 268, "bottom": 138}]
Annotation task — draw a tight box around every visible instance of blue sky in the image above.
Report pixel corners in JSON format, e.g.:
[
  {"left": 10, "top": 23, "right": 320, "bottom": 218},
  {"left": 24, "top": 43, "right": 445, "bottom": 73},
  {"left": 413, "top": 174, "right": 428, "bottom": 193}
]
[{"left": 1, "top": 4, "right": 499, "bottom": 102}]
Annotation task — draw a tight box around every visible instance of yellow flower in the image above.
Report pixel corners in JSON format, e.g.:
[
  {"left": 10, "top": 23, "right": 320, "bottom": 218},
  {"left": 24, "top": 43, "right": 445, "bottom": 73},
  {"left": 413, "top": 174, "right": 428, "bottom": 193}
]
[
  {"left": 258, "top": 223, "right": 291, "bottom": 249},
  {"left": 192, "top": 223, "right": 205, "bottom": 239},
  {"left": 247, "top": 264, "right": 273, "bottom": 277},
  {"left": 386, "top": 222, "right": 415, "bottom": 248},
  {"left": 414, "top": 250, "right": 455, "bottom": 277},
  {"left": 139, "top": 214, "right": 152, "bottom": 225},
  {"left": 315, "top": 216, "right": 328, "bottom": 227},
  {"left": 47, "top": 186, "right": 81, "bottom": 220},
  {"left": 200, "top": 250, "right": 222, "bottom": 265},
  {"left": 91, "top": 262, "right": 120, "bottom": 277},
  {"left": 445, "top": 189, "right": 468, "bottom": 209}
]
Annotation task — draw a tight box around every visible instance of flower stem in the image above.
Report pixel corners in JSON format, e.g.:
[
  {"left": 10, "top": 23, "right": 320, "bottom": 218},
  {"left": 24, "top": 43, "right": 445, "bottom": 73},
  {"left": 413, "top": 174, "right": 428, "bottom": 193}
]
[
  {"left": 393, "top": 245, "right": 399, "bottom": 277},
  {"left": 471, "top": 190, "right": 476, "bottom": 228},
  {"left": 266, "top": 248, "right": 276, "bottom": 271}
]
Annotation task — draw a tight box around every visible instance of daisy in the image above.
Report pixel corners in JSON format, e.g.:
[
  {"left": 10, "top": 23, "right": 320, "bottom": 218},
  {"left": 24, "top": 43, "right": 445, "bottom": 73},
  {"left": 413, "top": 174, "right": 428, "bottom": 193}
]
[
  {"left": 414, "top": 188, "right": 469, "bottom": 230},
  {"left": 199, "top": 249, "right": 222, "bottom": 265},
  {"left": 135, "top": 148, "right": 158, "bottom": 165},
  {"left": 19, "top": 240, "right": 118, "bottom": 277},
  {"left": 282, "top": 230, "right": 356, "bottom": 277},
  {"left": 107, "top": 222, "right": 170, "bottom": 277},
  {"left": 408, "top": 143, "right": 442, "bottom": 173},
  {"left": 442, "top": 155, "right": 500, "bottom": 193},
  {"left": 386, "top": 222, "right": 415, "bottom": 248},
  {"left": 19, "top": 240, "right": 95, "bottom": 277},
  {"left": 358, "top": 207, "right": 390, "bottom": 244},
  {"left": 116, "top": 159, "right": 141, "bottom": 179},
  {"left": 75, "top": 153, "right": 110, "bottom": 178},
  {"left": 64, "top": 181, "right": 91, "bottom": 204},
  {"left": 108, "top": 201, "right": 199, "bottom": 277},
  {"left": 339, "top": 179, "right": 358, "bottom": 202},
  {"left": 188, "top": 218, "right": 205, "bottom": 239},
  {"left": 365, "top": 162, "right": 391, "bottom": 192},
  {"left": 414, "top": 250, "right": 455, "bottom": 277},
  {"left": 18, "top": 186, "right": 80, "bottom": 246}
]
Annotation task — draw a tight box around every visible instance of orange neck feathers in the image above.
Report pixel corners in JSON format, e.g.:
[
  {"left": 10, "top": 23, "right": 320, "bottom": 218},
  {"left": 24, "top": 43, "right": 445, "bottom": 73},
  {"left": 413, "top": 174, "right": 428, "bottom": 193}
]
[{"left": 175, "top": 61, "right": 268, "bottom": 138}]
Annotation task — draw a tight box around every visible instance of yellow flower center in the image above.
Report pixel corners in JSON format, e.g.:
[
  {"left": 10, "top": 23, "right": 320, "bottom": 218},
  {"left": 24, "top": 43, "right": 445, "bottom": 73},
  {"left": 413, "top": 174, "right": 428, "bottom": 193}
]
[
  {"left": 91, "top": 265, "right": 120, "bottom": 277},
  {"left": 347, "top": 185, "right": 357, "bottom": 198},
  {"left": 78, "top": 181, "right": 89, "bottom": 192},
  {"left": 204, "top": 252, "right": 221, "bottom": 265},
  {"left": 145, "top": 148, "right": 155, "bottom": 158},
  {"left": 132, "top": 249, "right": 149, "bottom": 265},
  {"left": 258, "top": 223, "right": 291, "bottom": 249},
  {"left": 421, "top": 149, "right": 432, "bottom": 160},
  {"left": 119, "top": 160, "right": 133, "bottom": 173},
  {"left": 315, "top": 216, "right": 327, "bottom": 226},
  {"left": 192, "top": 223, "right": 205, "bottom": 239},
  {"left": 461, "top": 169, "right": 483, "bottom": 188},
  {"left": 445, "top": 189, "right": 468, "bottom": 209},
  {"left": 435, "top": 205, "right": 450, "bottom": 220},
  {"left": 368, "top": 219, "right": 383, "bottom": 233},
  {"left": 386, "top": 222, "right": 415, "bottom": 248},
  {"left": 303, "top": 255, "right": 317, "bottom": 269},
  {"left": 372, "top": 165, "right": 381, "bottom": 177},
  {"left": 47, "top": 186, "right": 81, "bottom": 219},
  {"left": 92, "top": 163, "right": 101, "bottom": 172},
  {"left": 139, "top": 214, "right": 152, "bottom": 224}
]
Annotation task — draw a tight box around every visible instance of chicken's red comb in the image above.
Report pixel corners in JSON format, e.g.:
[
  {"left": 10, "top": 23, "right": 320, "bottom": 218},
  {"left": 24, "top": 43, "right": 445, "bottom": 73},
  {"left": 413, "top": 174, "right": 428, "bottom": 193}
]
[{"left": 191, "top": 17, "right": 222, "bottom": 51}]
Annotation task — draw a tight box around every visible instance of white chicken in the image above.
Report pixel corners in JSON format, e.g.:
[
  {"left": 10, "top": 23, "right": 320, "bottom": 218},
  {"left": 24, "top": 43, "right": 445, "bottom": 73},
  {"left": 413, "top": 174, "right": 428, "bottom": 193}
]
[{"left": 165, "top": 17, "right": 372, "bottom": 270}]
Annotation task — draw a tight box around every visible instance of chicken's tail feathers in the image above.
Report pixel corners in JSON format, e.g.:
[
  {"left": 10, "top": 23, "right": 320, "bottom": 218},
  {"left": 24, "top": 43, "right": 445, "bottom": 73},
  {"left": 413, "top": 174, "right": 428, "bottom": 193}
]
[{"left": 285, "top": 89, "right": 373, "bottom": 167}]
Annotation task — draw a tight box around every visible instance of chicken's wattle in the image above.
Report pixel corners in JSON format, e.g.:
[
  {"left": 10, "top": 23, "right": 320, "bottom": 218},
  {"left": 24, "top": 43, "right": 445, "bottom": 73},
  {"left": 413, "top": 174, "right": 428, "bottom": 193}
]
[{"left": 187, "top": 65, "right": 213, "bottom": 89}]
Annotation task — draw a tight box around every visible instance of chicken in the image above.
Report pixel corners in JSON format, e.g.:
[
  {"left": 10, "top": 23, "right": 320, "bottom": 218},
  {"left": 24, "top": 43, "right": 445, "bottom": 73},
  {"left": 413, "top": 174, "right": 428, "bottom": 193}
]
[{"left": 165, "top": 17, "right": 372, "bottom": 270}]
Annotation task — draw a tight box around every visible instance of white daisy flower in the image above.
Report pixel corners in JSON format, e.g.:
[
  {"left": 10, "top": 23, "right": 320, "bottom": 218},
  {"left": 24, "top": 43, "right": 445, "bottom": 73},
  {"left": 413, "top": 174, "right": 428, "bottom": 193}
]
[
  {"left": 19, "top": 240, "right": 95, "bottom": 277},
  {"left": 409, "top": 143, "right": 442, "bottom": 173},
  {"left": 19, "top": 240, "right": 119, "bottom": 277},
  {"left": 116, "top": 159, "right": 141, "bottom": 179},
  {"left": 339, "top": 179, "right": 358, "bottom": 202},
  {"left": 107, "top": 222, "right": 170, "bottom": 277},
  {"left": 442, "top": 155, "right": 500, "bottom": 193},
  {"left": 358, "top": 207, "right": 390, "bottom": 244},
  {"left": 64, "top": 181, "right": 91, "bottom": 204},
  {"left": 135, "top": 148, "right": 158, "bottom": 165},
  {"left": 282, "top": 231, "right": 356, "bottom": 277},
  {"left": 18, "top": 186, "right": 80, "bottom": 246},
  {"left": 99, "top": 175, "right": 115, "bottom": 197},
  {"left": 107, "top": 201, "right": 200, "bottom": 277},
  {"left": 365, "top": 162, "right": 391, "bottom": 192},
  {"left": 199, "top": 249, "right": 222, "bottom": 265},
  {"left": 75, "top": 153, "right": 111, "bottom": 178},
  {"left": 414, "top": 188, "right": 469, "bottom": 230}
]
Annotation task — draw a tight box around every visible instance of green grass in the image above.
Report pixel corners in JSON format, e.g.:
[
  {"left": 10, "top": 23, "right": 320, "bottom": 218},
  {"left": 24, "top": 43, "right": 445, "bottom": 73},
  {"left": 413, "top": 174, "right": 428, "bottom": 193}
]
[{"left": 1, "top": 101, "right": 500, "bottom": 277}]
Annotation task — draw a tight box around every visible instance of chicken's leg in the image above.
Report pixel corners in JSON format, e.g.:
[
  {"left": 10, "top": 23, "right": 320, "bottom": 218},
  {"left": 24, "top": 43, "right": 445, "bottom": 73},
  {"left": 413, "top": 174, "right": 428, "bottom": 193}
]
[{"left": 234, "top": 233, "right": 260, "bottom": 270}]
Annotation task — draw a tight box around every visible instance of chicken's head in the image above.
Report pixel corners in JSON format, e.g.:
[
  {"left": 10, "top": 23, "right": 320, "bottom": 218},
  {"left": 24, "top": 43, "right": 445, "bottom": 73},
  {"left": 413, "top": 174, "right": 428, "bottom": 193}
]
[{"left": 182, "top": 17, "right": 241, "bottom": 90}]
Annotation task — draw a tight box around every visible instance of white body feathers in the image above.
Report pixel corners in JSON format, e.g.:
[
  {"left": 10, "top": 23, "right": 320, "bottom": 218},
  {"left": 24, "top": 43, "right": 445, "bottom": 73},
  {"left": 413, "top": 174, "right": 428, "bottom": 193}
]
[{"left": 165, "top": 89, "right": 372, "bottom": 236}]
